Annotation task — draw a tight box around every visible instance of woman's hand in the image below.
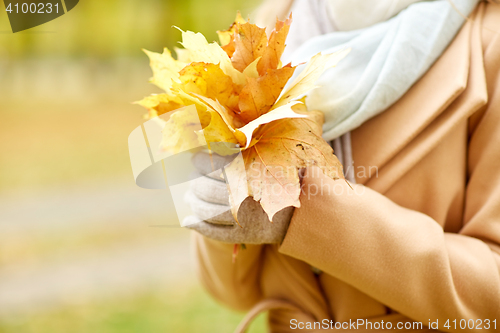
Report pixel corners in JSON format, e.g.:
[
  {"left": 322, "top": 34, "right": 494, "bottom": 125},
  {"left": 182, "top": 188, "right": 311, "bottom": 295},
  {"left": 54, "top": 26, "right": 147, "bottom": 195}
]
[{"left": 183, "top": 151, "right": 294, "bottom": 244}]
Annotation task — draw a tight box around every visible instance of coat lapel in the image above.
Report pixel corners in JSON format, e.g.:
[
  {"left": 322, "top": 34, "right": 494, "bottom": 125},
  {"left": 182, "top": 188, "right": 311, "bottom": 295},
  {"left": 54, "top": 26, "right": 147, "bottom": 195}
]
[{"left": 350, "top": 3, "right": 487, "bottom": 192}]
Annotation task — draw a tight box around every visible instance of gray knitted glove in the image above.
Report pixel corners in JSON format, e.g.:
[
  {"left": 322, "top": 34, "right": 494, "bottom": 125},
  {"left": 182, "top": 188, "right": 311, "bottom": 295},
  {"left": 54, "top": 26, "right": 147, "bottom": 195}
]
[{"left": 183, "top": 151, "right": 294, "bottom": 244}]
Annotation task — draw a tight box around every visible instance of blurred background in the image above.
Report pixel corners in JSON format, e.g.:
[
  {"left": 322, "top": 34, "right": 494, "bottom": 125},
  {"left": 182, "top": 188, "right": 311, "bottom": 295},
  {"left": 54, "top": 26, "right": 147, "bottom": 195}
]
[{"left": 0, "top": 0, "right": 265, "bottom": 332}]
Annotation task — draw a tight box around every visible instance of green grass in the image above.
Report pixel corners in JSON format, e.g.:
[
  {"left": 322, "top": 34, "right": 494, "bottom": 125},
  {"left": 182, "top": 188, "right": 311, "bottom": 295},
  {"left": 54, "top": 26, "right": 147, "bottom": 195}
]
[{"left": 0, "top": 284, "right": 266, "bottom": 333}]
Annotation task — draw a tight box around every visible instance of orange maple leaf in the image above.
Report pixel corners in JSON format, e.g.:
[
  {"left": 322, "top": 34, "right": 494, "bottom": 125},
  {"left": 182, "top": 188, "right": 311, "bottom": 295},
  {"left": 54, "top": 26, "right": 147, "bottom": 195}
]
[
  {"left": 231, "top": 22, "right": 268, "bottom": 72},
  {"left": 217, "top": 12, "right": 247, "bottom": 58},
  {"left": 225, "top": 105, "right": 344, "bottom": 221},
  {"left": 238, "top": 65, "right": 295, "bottom": 123},
  {"left": 257, "top": 14, "right": 292, "bottom": 75}
]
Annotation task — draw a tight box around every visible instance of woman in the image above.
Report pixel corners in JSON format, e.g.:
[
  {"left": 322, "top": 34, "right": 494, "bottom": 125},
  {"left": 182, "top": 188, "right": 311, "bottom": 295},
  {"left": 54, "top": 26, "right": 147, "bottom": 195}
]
[{"left": 185, "top": 0, "right": 500, "bottom": 331}]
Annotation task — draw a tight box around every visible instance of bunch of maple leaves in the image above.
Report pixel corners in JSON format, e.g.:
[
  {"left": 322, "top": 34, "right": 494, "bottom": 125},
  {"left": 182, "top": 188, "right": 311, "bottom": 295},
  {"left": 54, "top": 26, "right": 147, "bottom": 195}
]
[{"left": 138, "top": 13, "right": 348, "bottom": 223}]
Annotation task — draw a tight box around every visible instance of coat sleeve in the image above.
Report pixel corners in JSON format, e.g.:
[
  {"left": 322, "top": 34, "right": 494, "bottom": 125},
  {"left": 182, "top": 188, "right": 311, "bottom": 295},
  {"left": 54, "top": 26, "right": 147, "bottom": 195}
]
[
  {"left": 192, "top": 232, "right": 264, "bottom": 311},
  {"left": 278, "top": 53, "right": 500, "bottom": 330}
]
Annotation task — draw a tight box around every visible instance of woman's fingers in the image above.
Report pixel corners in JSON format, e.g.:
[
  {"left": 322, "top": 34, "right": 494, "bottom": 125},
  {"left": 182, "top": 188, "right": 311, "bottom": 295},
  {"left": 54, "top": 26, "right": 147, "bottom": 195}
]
[
  {"left": 184, "top": 198, "right": 295, "bottom": 244},
  {"left": 183, "top": 216, "right": 245, "bottom": 244},
  {"left": 189, "top": 172, "right": 229, "bottom": 205},
  {"left": 185, "top": 154, "right": 297, "bottom": 244},
  {"left": 185, "top": 190, "right": 235, "bottom": 225},
  {"left": 191, "top": 151, "right": 237, "bottom": 176}
]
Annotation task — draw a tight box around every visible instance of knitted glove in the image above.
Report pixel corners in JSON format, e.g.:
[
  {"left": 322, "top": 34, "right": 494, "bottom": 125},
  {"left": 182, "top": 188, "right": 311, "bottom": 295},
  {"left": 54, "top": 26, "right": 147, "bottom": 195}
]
[{"left": 183, "top": 151, "right": 294, "bottom": 244}]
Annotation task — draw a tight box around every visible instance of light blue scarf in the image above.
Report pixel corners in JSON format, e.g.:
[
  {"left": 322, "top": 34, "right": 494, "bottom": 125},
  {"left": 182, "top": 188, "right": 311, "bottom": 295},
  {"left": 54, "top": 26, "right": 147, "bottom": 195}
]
[{"left": 286, "top": 0, "right": 478, "bottom": 141}]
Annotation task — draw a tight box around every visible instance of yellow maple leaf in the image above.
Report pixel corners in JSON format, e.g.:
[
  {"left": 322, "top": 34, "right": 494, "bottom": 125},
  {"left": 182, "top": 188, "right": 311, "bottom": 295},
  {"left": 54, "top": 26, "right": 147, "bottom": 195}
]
[
  {"left": 135, "top": 93, "right": 184, "bottom": 119},
  {"left": 143, "top": 48, "right": 187, "bottom": 92},
  {"left": 171, "top": 89, "right": 213, "bottom": 127},
  {"left": 160, "top": 105, "right": 204, "bottom": 154},
  {"left": 257, "top": 14, "right": 292, "bottom": 75},
  {"left": 175, "top": 62, "right": 241, "bottom": 113},
  {"left": 173, "top": 47, "right": 191, "bottom": 63},
  {"left": 242, "top": 57, "right": 261, "bottom": 79},
  {"left": 193, "top": 94, "right": 244, "bottom": 142},
  {"left": 194, "top": 94, "right": 307, "bottom": 150},
  {"left": 178, "top": 28, "right": 246, "bottom": 86},
  {"left": 197, "top": 110, "right": 239, "bottom": 153}
]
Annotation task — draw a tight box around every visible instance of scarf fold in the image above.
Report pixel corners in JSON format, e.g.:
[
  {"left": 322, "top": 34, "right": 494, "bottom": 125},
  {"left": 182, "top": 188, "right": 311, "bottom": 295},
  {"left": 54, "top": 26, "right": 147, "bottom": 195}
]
[
  {"left": 326, "top": 0, "right": 427, "bottom": 31},
  {"left": 284, "top": 0, "right": 479, "bottom": 141}
]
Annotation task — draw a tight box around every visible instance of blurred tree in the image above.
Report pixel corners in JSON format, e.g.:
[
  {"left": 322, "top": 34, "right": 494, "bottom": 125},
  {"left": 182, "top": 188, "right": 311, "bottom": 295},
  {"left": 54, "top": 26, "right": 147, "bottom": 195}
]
[{"left": 0, "top": 0, "right": 261, "bottom": 59}]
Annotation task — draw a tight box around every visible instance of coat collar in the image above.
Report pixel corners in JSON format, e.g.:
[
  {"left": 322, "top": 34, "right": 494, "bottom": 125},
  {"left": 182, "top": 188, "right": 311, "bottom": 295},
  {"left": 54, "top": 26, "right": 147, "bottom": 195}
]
[{"left": 350, "top": 3, "right": 488, "bottom": 191}]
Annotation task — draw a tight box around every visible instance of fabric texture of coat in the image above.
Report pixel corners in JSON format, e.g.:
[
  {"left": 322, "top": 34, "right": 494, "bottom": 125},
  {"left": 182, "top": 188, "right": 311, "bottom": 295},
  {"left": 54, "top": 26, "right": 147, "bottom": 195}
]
[{"left": 192, "top": 2, "right": 500, "bottom": 332}]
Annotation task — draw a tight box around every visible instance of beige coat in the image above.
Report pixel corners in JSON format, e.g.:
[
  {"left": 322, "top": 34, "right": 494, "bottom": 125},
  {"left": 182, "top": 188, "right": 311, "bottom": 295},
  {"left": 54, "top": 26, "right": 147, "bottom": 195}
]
[{"left": 193, "top": 3, "right": 500, "bottom": 332}]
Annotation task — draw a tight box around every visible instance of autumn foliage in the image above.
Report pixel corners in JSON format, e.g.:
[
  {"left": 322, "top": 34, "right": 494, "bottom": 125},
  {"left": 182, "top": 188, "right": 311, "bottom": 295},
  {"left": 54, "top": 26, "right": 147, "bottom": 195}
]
[{"left": 138, "top": 13, "right": 349, "bottom": 222}]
